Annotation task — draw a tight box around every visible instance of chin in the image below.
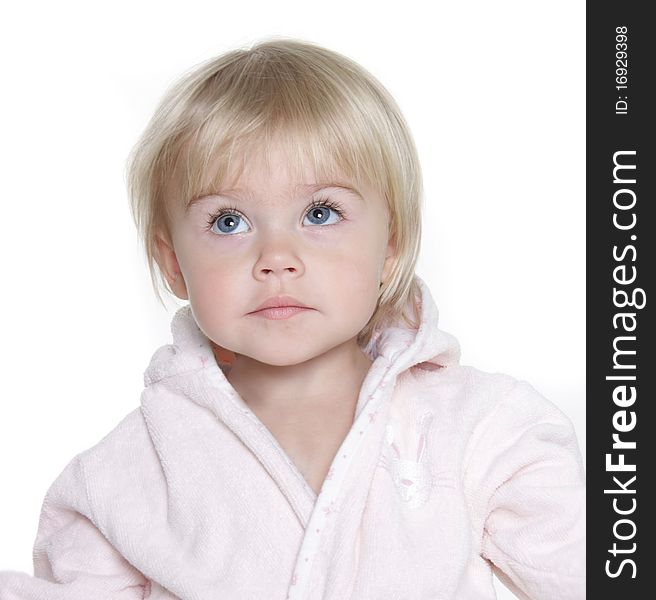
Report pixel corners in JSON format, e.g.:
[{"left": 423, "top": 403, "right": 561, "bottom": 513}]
[
  {"left": 232, "top": 346, "right": 300, "bottom": 366},
  {"left": 252, "top": 343, "right": 335, "bottom": 367}
]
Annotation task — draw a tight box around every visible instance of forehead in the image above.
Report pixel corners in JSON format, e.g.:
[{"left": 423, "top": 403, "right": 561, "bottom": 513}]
[
  {"left": 221, "top": 140, "right": 321, "bottom": 188},
  {"left": 180, "top": 132, "right": 378, "bottom": 209}
]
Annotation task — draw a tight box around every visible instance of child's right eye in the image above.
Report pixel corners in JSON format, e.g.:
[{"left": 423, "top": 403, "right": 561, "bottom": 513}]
[{"left": 205, "top": 207, "right": 249, "bottom": 235}]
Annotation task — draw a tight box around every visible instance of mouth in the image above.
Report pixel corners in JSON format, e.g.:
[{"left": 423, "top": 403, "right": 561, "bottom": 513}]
[
  {"left": 248, "top": 306, "right": 313, "bottom": 320},
  {"left": 250, "top": 295, "right": 311, "bottom": 311},
  {"left": 247, "top": 294, "right": 314, "bottom": 320}
]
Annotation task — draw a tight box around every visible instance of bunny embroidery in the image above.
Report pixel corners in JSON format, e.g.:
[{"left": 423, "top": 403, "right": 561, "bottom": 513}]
[{"left": 378, "top": 410, "right": 435, "bottom": 509}]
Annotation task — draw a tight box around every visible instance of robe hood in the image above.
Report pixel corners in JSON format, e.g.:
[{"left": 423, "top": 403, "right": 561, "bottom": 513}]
[{"left": 143, "top": 274, "right": 460, "bottom": 391}]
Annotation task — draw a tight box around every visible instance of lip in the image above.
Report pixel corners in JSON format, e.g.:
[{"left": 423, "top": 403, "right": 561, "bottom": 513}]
[
  {"left": 249, "top": 306, "right": 313, "bottom": 320},
  {"left": 250, "top": 295, "right": 311, "bottom": 313}
]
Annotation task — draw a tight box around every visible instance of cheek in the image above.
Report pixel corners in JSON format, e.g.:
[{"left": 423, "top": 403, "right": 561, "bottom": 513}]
[
  {"left": 320, "top": 246, "right": 382, "bottom": 306},
  {"left": 178, "top": 251, "right": 244, "bottom": 312},
  {"left": 323, "top": 230, "right": 384, "bottom": 278},
  {"left": 188, "top": 275, "right": 250, "bottom": 347}
]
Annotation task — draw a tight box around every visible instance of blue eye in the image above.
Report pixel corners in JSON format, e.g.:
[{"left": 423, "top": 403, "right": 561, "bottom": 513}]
[
  {"left": 205, "top": 198, "right": 346, "bottom": 236},
  {"left": 206, "top": 208, "right": 249, "bottom": 235},
  {"left": 303, "top": 199, "right": 345, "bottom": 226}
]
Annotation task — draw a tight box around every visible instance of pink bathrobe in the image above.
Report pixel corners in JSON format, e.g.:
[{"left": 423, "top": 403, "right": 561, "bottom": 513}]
[{"left": 0, "top": 276, "right": 585, "bottom": 599}]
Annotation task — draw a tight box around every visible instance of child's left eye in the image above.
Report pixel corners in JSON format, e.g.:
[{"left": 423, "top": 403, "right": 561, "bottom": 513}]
[
  {"left": 205, "top": 198, "right": 346, "bottom": 236},
  {"left": 302, "top": 199, "right": 345, "bottom": 226}
]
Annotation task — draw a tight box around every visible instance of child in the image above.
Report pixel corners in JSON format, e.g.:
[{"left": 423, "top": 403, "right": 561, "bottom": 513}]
[{"left": 0, "top": 38, "right": 585, "bottom": 599}]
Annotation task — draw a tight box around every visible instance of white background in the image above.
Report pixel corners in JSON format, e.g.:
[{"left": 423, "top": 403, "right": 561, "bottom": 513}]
[{"left": 0, "top": 1, "right": 585, "bottom": 597}]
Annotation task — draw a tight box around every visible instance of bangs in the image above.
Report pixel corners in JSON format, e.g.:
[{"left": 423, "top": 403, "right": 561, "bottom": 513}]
[{"left": 177, "top": 124, "right": 385, "bottom": 211}]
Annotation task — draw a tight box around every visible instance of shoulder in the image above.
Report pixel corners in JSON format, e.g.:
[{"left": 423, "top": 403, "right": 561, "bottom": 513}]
[
  {"left": 75, "top": 407, "right": 157, "bottom": 486},
  {"left": 80, "top": 407, "right": 149, "bottom": 454},
  {"left": 403, "top": 363, "right": 528, "bottom": 416},
  {"left": 402, "top": 363, "right": 577, "bottom": 442},
  {"left": 36, "top": 407, "right": 153, "bottom": 525},
  {"left": 69, "top": 407, "right": 168, "bottom": 533},
  {"left": 406, "top": 361, "right": 517, "bottom": 394}
]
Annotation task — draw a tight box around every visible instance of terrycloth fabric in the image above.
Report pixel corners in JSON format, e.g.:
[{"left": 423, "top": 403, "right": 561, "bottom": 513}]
[{"left": 0, "top": 275, "right": 585, "bottom": 600}]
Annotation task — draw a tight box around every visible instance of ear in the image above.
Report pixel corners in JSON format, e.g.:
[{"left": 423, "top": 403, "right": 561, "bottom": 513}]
[
  {"left": 154, "top": 232, "right": 189, "bottom": 300},
  {"left": 381, "top": 233, "right": 398, "bottom": 285}
]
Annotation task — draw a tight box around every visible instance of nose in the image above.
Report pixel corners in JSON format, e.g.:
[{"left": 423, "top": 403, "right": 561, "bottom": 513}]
[{"left": 253, "top": 232, "right": 305, "bottom": 282}]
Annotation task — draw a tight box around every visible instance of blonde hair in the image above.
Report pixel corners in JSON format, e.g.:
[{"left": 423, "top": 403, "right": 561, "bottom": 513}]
[{"left": 126, "top": 37, "right": 423, "bottom": 349}]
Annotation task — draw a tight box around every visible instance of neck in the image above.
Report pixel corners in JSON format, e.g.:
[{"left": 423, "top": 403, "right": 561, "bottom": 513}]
[{"left": 219, "top": 338, "right": 373, "bottom": 422}]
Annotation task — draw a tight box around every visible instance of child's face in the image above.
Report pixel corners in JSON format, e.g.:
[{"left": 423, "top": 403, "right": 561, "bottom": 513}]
[{"left": 156, "top": 141, "right": 396, "bottom": 367}]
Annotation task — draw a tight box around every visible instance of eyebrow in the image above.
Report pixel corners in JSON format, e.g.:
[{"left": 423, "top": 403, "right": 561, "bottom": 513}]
[{"left": 185, "top": 182, "right": 363, "bottom": 212}]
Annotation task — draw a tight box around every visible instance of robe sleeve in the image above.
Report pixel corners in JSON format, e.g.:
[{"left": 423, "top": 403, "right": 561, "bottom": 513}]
[
  {"left": 0, "top": 454, "right": 152, "bottom": 600},
  {"left": 464, "top": 379, "right": 586, "bottom": 600}
]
